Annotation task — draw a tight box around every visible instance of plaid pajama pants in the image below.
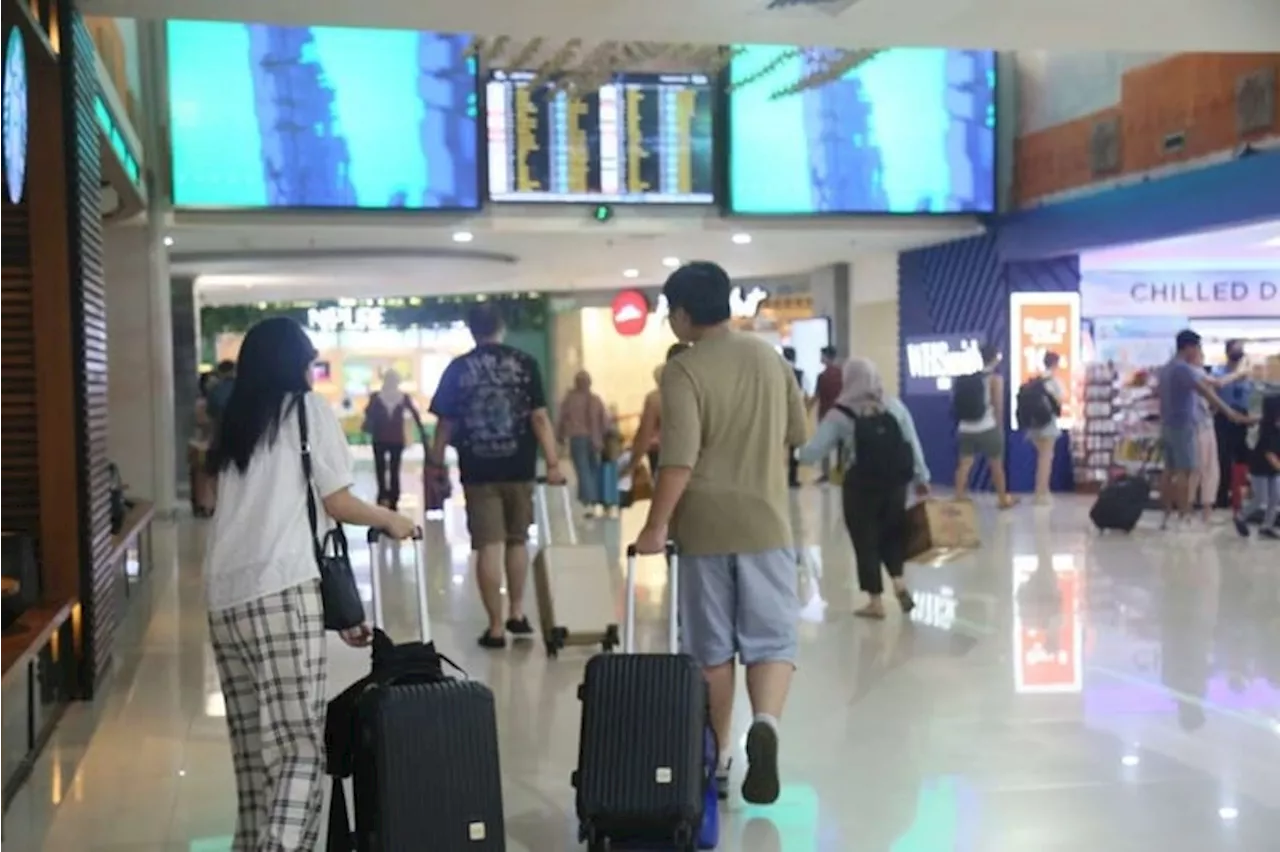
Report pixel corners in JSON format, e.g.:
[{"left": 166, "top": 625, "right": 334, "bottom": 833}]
[{"left": 209, "top": 580, "right": 327, "bottom": 852}]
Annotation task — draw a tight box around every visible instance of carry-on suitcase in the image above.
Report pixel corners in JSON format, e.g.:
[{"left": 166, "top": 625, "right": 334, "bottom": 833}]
[
  {"left": 573, "top": 544, "right": 718, "bottom": 851},
  {"left": 325, "top": 528, "right": 506, "bottom": 852},
  {"left": 533, "top": 478, "right": 620, "bottom": 657},
  {"left": 1090, "top": 474, "right": 1149, "bottom": 532}
]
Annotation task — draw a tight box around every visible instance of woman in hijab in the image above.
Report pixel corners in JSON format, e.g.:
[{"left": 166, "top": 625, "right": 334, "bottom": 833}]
[
  {"left": 798, "top": 357, "right": 931, "bottom": 619},
  {"left": 362, "top": 369, "right": 424, "bottom": 510},
  {"left": 557, "top": 370, "right": 609, "bottom": 516}
]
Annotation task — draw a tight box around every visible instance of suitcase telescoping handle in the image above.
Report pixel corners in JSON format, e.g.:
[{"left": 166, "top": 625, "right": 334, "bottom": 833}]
[
  {"left": 366, "top": 526, "right": 428, "bottom": 642},
  {"left": 534, "top": 476, "right": 577, "bottom": 546},
  {"left": 623, "top": 542, "right": 679, "bottom": 655}
]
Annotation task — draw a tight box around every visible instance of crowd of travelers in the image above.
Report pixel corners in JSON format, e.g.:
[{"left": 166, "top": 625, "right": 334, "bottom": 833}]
[{"left": 191, "top": 262, "right": 1277, "bottom": 846}]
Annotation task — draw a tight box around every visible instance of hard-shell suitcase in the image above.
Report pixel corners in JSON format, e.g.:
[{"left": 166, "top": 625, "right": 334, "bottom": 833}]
[
  {"left": 573, "top": 544, "right": 718, "bottom": 851},
  {"left": 1090, "top": 475, "right": 1148, "bottom": 532},
  {"left": 326, "top": 528, "right": 506, "bottom": 852},
  {"left": 533, "top": 479, "right": 620, "bottom": 657}
]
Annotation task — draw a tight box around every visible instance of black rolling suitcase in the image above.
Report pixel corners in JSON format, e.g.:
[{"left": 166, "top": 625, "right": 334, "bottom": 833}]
[
  {"left": 573, "top": 544, "right": 717, "bottom": 851},
  {"left": 325, "top": 528, "right": 506, "bottom": 852},
  {"left": 1090, "top": 474, "right": 1150, "bottom": 532}
]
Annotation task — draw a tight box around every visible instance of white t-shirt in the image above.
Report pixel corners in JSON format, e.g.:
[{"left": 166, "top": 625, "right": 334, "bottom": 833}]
[{"left": 203, "top": 393, "right": 354, "bottom": 611}]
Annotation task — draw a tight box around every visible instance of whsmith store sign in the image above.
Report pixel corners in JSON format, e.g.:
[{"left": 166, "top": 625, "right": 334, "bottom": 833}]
[{"left": 1080, "top": 271, "right": 1278, "bottom": 318}]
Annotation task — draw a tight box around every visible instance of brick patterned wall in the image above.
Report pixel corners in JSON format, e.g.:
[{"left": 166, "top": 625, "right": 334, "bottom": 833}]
[{"left": 1015, "top": 52, "right": 1280, "bottom": 206}]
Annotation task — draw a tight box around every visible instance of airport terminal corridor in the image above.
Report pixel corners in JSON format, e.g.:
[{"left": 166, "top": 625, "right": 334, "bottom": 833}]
[{"left": 5, "top": 463, "right": 1279, "bottom": 851}]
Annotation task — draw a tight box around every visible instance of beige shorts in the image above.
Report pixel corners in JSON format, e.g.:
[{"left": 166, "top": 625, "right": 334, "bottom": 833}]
[{"left": 462, "top": 481, "right": 534, "bottom": 549}]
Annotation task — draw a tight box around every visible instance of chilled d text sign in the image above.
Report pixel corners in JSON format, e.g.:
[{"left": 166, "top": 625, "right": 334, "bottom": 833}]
[{"left": 1081, "top": 272, "right": 1278, "bottom": 318}]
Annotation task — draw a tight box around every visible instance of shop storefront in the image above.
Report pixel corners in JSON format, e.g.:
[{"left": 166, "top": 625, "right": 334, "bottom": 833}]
[
  {"left": 3, "top": 3, "right": 141, "bottom": 808},
  {"left": 555, "top": 278, "right": 827, "bottom": 431},
  {"left": 899, "top": 151, "right": 1280, "bottom": 495},
  {"left": 198, "top": 295, "right": 550, "bottom": 448},
  {"left": 1073, "top": 270, "right": 1279, "bottom": 488}
]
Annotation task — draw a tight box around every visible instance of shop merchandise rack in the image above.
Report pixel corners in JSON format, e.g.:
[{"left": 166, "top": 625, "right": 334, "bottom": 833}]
[
  {"left": 1073, "top": 362, "right": 1120, "bottom": 489},
  {"left": 1110, "top": 366, "right": 1164, "bottom": 507}
]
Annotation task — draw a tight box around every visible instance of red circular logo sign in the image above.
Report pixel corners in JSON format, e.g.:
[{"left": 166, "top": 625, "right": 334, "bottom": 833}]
[{"left": 611, "top": 290, "right": 650, "bottom": 337}]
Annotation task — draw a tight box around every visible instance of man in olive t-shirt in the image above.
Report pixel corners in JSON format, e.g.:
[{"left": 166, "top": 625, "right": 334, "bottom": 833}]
[{"left": 633, "top": 261, "right": 807, "bottom": 807}]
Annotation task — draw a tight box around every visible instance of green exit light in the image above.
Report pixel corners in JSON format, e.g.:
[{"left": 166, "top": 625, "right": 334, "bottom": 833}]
[{"left": 592, "top": 204, "right": 613, "bottom": 223}]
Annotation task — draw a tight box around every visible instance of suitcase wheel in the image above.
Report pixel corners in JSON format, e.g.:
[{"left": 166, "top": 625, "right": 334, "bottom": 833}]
[
  {"left": 583, "top": 823, "right": 610, "bottom": 852},
  {"left": 601, "top": 624, "right": 619, "bottom": 653}
]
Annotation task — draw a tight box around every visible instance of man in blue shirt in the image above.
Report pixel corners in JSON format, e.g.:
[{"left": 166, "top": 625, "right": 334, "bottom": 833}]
[
  {"left": 1159, "top": 331, "right": 1252, "bottom": 529},
  {"left": 1211, "top": 338, "right": 1254, "bottom": 508}
]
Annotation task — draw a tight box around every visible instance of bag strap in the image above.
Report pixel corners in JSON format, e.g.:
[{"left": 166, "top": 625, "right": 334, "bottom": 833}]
[
  {"left": 833, "top": 403, "right": 857, "bottom": 421},
  {"left": 297, "top": 394, "right": 325, "bottom": 565}
]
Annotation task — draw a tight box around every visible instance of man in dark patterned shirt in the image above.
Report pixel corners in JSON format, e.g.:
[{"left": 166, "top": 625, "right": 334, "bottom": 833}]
[{"left": 429, "top": 304, "right": 564, "bottom": 648}]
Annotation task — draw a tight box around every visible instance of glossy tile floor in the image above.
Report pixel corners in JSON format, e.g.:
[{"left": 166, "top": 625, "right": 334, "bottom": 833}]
[{"left": 5, "top": 464, "right": 1280, "bottom": 851}]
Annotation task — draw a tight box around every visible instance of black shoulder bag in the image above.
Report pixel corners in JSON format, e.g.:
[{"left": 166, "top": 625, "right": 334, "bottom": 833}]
[{"left": 297, "top": 395, "right": 365, "bottom": 631}]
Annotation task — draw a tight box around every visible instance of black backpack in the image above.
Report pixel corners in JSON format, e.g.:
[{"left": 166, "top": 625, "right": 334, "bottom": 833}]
[
  {"left": 951, "top": 372, "right": 988, "bottom": 423},
  {"left": 1016, "top": 378, "right": 1060, "bottom": 430},
  {"left": 835, "top": 404, "right": 915, "bottom": 487}
]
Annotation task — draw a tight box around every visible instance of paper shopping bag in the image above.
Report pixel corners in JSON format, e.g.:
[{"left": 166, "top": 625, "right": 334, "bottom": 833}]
[{"left": 905, "top": 498, "right": 980, "bottom": 564}]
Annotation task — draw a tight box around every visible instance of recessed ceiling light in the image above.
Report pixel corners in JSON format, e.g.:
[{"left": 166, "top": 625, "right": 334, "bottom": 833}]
[
  {"left": 623, "top": 268, "right": 639, "bottom": 278},
  {"left": 164, "top": 236, "right": 174, "bottom": 247},
  {"left": 1218, "top": 806, "right": 1239, "bottom": 821},
  {"left": 662, "top": 256, "right": 680, "bottom": 268},
  {"left": 452, "top": 231, "right": 474, "bottom": 243},
  {"left": 732, "top": 233, "right": 752, "bottom": 245},
  {"left": 1263, "top": 235, "right": 1280, "bottom": 248},
  {"left": 1120, "top": 755, "right": 1139, "bottom": 767}
]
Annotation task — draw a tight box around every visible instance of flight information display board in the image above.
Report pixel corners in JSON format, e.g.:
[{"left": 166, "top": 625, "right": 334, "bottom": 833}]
[{"left": 486, "top": 70, "right": 715, "bottom": 204}]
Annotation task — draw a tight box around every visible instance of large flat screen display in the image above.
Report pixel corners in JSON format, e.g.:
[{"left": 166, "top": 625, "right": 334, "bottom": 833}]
[
  {"left": 727, "top": 47, "right": 996, "bottom": 215},
  {"left": 486, "top": 70, "right": 714, "bottom": 204},
  {"left": 167, "top": 21, "right": 480, "bottom": 209}
]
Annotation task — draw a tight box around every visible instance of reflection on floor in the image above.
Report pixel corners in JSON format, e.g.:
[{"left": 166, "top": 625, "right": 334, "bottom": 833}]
[{"left": 4, "top": 463, "right": 1280, "bottom": 850}]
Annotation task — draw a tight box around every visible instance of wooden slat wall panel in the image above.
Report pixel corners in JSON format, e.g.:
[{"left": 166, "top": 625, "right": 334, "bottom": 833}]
[
  {"left": 1, "top": 195, "right": 39, "bottom": 533},
  {"left": 63, "top": 10, "right": 116, "bottom": 695}
]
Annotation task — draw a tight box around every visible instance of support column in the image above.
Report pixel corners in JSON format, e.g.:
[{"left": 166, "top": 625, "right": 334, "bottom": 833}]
[
  {"left": 135, "top": 19, "right": 178, "bottom": 517},
  {"left": 105, "top": 222, "right": 174, "bottom": 512},
  {"left": 807, "top": 263, "right": 850, "bottom": 355},
  {"left": 170, "top": 275, "right": 199, "bottom": 496},
  {"left": 848, "top": 252, "right": 902, "bottom": 397}
]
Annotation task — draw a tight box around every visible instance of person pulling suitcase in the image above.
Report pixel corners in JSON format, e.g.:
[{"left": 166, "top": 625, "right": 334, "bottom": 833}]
[{"left": 325, "top": 529, "right": 507, "bottom": 852}]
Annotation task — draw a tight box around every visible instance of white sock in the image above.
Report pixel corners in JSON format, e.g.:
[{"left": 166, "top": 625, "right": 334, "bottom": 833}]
[
  {"left": 753, "top": 712, "right": 779, "bottom": 732},
  {"left": 718, "top": 750, "right": 733, "bottom": 774}
]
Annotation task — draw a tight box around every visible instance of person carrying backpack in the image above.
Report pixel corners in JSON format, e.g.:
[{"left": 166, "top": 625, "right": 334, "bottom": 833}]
[
  {"left": 952, "top": 344, "right": 1016, "bottom": 509},
  {"left": 798, "top": 357, "right": 931, "bottom": 619},
  {"left": 1017, "top": 351, "right": 1064, "bottom": 504}
]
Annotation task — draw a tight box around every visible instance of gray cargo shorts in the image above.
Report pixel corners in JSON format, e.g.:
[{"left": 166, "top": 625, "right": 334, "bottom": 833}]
[
  {"left": 678, "top": 548, "right": 799, "bottom": 668},
  {"left": 958, "top": 427, "right": 1004, "bottom": 460}
]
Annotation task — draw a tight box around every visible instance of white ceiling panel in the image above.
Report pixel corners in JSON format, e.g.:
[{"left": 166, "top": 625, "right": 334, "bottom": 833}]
[{"left": 81, "top": 0, "right": 1280, "bottom": 51}]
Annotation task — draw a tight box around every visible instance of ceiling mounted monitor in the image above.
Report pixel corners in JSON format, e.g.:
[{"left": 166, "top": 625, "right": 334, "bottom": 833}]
[
  {"left": 486, "top": 70, "right": 715, "bottom": 204},
  {"left": 726, "top": 47, "right": 996, "bottom": 215},
  {"left": 167, "top": 21, "right": 480, "bottom": 210}
]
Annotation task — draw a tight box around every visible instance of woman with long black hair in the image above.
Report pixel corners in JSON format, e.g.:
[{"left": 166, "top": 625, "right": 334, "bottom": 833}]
[{"left": 204, "top": 317, "right": 414, "bottom": 850}]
